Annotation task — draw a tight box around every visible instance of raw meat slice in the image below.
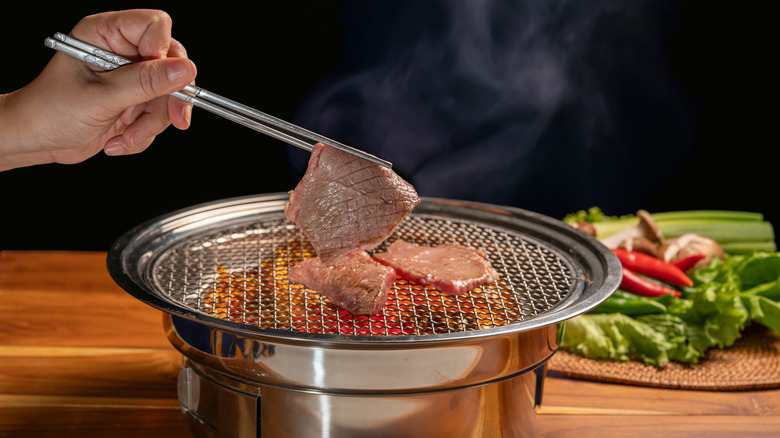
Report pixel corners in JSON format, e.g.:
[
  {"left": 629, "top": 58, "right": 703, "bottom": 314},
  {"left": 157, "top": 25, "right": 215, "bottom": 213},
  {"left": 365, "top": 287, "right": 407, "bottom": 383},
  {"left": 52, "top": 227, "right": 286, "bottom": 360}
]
[
  {"left": 289, "top": 251, "right": 396, "bottom": 315},
  {"left": 285, "top": 142, "right": 419, "bottom": 265},
  {"left": 373, "top": 241, "right": 498, "bottom": 295}
]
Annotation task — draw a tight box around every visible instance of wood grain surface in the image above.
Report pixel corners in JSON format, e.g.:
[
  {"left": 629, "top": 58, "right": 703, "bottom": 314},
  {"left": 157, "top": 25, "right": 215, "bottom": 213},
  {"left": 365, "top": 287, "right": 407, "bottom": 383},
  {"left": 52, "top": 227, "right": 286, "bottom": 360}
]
[{"left": 1, "top": 250, "right": 779, "bottom": 437}]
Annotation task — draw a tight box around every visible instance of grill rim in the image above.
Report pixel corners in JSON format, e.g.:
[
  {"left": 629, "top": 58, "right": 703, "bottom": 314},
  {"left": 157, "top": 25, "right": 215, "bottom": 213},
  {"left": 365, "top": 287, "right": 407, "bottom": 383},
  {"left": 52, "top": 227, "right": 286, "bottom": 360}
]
[{"left": 107, "top": 193, "right": 621, "bottom": 346}]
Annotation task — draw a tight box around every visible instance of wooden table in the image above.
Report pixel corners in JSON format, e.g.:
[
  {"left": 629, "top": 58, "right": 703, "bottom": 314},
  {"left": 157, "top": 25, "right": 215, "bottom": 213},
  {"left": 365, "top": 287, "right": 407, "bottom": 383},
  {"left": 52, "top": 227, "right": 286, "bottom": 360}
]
[{"left": 1, "top": 250, "right": 779, "bottom": 437}]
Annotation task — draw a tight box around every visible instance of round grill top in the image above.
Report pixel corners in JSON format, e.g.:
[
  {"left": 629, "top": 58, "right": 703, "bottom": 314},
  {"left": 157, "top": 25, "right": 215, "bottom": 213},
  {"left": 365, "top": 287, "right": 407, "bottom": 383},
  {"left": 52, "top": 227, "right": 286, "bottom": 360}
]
[{"left": 108, "top": 193, "right": 620, "bottom": 343}]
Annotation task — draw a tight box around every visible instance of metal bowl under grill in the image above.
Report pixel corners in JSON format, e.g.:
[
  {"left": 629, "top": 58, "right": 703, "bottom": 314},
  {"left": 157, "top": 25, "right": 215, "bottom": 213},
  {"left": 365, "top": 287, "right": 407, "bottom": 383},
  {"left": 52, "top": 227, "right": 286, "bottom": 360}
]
[{"left": 107, "top": 193, "right": 620, "bottom": 438}]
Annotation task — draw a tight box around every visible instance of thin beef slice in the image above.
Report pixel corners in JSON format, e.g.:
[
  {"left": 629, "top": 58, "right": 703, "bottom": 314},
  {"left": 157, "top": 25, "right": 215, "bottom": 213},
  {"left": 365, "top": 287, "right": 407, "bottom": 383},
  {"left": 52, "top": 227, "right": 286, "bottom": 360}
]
[
  {"left": 285, "top": 142, "right": 419, "bottom": 265},
  {"left": 373, "top": 240, "right": 498, "bottom": 295},
  {"left": 289, "top": 252, "right": 396, "bottom": 315}
]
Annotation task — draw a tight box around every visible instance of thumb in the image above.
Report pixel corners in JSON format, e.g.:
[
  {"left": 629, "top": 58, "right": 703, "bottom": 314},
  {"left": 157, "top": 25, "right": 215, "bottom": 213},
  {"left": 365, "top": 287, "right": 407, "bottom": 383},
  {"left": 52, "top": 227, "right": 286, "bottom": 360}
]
[{"left": 103, "top": 58, "right": 197, "bottom": 110}]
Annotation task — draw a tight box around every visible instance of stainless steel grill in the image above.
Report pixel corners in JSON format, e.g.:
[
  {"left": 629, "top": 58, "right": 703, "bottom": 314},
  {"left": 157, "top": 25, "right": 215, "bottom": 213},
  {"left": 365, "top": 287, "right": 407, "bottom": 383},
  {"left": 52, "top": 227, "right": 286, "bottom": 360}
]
[
  {"left": 107, "top": 193, "right": 620, "bottom": 438},
  {"left": 152, "top": 213, "right": 574, "bottom": 337}
]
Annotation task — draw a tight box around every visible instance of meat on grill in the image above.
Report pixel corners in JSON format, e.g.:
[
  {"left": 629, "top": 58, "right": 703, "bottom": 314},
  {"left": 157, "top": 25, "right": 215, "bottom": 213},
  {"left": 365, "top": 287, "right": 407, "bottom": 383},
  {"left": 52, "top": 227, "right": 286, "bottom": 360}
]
[
  {"left": 373, "top": 240, "right": 498, "bottom": 295},
  {"left": 289, "top": 252, "right": 397, "bottom": 315},
  {"left": 285, "top": 142, "right": 419, "bottom": 265}
]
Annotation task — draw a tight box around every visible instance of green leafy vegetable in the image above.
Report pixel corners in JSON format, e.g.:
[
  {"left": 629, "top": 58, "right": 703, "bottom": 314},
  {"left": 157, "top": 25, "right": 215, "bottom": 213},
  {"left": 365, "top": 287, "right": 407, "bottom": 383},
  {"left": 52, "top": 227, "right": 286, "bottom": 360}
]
[
  {"left": 560, "top": 313, "right": 676, "bottom": 366},
  {"left": 560, "top": 207, "right": 780, "bottom": 367},
  {"left": 734, "top": 252, "right": 780, "bottom": 288},
  {"left": 742, "top": 278, "right": 780, "bottom": 301},
  {"left": 562, "top": 207, "right": 634, "bottom": 226},
  {"left": 561, "top": 251, "right": 780, "bottom": 367},
  {"left": 741, "top": 295, "right": 780, "bottom": 335}
]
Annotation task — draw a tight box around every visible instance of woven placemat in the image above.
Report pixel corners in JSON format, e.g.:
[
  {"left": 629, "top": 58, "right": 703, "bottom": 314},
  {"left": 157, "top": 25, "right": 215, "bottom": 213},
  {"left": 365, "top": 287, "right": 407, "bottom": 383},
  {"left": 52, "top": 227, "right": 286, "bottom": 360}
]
[{"left": 547, "top": 324, "right": 780, "bottom": 391}]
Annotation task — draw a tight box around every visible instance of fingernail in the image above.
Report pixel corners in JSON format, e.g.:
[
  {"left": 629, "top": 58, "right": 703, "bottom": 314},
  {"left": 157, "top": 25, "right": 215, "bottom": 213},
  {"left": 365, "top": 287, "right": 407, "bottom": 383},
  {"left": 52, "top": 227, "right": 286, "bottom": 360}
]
[
  {"left": 184, "top": 105, "right": 193, "bottom": 127},
  {"left": 166, "top": 59, "right": 192, "bottom": 83},
  {"left": 104, "top": 144, "right": 124, "bottom": 156},
  {"left": 104, "top": 138, "right": 126, "bottom": 156}
]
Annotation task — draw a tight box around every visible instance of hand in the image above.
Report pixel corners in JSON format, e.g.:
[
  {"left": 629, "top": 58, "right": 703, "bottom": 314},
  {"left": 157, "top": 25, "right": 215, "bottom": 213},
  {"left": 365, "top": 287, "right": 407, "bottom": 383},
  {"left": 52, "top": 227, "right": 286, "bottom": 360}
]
[{"left": 0, "top": 9, "right": 198, "bottom": 171}]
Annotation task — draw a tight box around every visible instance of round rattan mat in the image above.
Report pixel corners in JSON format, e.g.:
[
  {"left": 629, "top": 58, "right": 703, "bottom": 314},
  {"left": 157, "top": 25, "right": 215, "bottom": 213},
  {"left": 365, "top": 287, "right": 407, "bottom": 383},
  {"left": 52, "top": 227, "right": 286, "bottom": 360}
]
[{"left": 547, "top": 324, "right": 780, "bottom": 391}]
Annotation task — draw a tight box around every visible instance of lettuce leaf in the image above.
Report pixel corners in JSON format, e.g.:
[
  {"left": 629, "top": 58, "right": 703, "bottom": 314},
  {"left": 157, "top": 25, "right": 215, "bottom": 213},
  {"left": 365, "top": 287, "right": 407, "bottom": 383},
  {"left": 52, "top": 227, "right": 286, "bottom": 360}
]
[
  {"left": 741, "top": 295, "right": 780, "bottom": 335},
  {"left": 670, "top": 268, "right": 749, "bottom": 351},
  {"left": 637, "top": 313, "right": 702, "bottom": 364},
  {"left": 561, "top": 251, "right": 780, "bottom": 367},
  {"left": 559, "top": 313, "right": 675, "bottom": 366},
  {"left": 735, "top": 252, "right": 780, "bottom": 289},
  {"left": 562, "top": 206, "right": 633, "bottom": 225}
]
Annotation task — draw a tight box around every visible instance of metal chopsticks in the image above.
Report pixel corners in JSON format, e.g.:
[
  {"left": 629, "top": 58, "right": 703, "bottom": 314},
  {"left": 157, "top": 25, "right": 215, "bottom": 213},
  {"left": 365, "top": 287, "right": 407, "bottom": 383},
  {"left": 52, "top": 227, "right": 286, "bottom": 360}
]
[{"left": 43, "top": 32, "right": 392, "bottom": 168}]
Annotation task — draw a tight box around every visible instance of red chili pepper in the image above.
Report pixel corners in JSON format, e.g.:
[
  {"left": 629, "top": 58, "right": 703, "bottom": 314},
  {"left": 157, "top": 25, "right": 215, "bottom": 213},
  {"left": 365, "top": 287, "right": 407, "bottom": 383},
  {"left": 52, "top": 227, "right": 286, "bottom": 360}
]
[
  {"left": 671, "top": 254, "right": 706, "bottom": 272},
  {"left": 611, "top": 248, "right": 693, "bottom": 287},
  {"left": 620, "top": 267, "right": 682, "bottom": 298}
]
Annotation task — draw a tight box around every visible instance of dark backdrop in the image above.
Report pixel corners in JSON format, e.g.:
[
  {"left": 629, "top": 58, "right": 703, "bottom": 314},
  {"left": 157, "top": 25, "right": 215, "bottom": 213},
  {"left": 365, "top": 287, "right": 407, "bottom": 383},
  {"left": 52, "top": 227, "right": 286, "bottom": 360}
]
[{"left": 1, "top": 1, "right": 777, "bottom": 250}]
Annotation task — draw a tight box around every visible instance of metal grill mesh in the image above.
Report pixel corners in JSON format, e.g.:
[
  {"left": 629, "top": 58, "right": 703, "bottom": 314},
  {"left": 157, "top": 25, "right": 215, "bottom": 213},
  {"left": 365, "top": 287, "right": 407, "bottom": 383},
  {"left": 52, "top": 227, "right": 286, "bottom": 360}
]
[{"left": 152, "top": 213, "right": 574, "bottom": 337}]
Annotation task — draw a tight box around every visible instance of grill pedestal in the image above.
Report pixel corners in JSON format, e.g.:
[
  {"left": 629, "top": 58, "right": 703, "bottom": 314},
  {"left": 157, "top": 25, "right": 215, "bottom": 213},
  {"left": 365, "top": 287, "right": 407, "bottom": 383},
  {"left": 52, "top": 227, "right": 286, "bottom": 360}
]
[{"left": 170, "top": 313, "right": 552, "bottom": 438}]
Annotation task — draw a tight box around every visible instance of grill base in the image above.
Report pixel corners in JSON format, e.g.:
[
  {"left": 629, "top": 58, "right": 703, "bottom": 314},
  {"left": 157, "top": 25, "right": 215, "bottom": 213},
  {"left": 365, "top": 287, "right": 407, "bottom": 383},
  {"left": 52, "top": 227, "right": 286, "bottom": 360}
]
[
  {"left": 179, "top": 356, "right": 545, "bottom": 438},
  {"left": 168, "top": 313, "right": 553, "bottom": 438}
]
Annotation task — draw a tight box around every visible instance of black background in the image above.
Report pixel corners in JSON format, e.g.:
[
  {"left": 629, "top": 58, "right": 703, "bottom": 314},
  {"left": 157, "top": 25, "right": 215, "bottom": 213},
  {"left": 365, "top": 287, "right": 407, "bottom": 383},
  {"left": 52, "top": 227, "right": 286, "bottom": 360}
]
[{"left": 1, "top": 1, "right": 777, "bottom": 250}]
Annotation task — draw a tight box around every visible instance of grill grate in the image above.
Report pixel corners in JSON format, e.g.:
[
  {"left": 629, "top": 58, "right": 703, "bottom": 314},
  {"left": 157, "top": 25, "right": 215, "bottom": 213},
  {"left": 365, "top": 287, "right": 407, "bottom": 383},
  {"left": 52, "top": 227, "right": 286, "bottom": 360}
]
[{"left": 152, "top": 213, "right": 574, "bottom": 337}]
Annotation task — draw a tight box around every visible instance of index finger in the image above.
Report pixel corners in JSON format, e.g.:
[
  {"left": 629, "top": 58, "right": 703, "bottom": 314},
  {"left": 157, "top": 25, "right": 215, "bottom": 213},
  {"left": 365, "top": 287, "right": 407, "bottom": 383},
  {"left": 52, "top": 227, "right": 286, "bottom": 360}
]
[{"left": 71, "top": 9, "right": 175, "bottom": 61}]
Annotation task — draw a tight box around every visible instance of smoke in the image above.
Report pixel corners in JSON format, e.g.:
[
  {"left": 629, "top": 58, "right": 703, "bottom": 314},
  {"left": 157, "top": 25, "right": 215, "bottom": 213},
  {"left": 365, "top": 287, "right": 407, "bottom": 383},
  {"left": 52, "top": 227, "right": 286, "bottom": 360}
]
[{"left": 291, "top": 0, "right": 695, "bottom": 217}]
